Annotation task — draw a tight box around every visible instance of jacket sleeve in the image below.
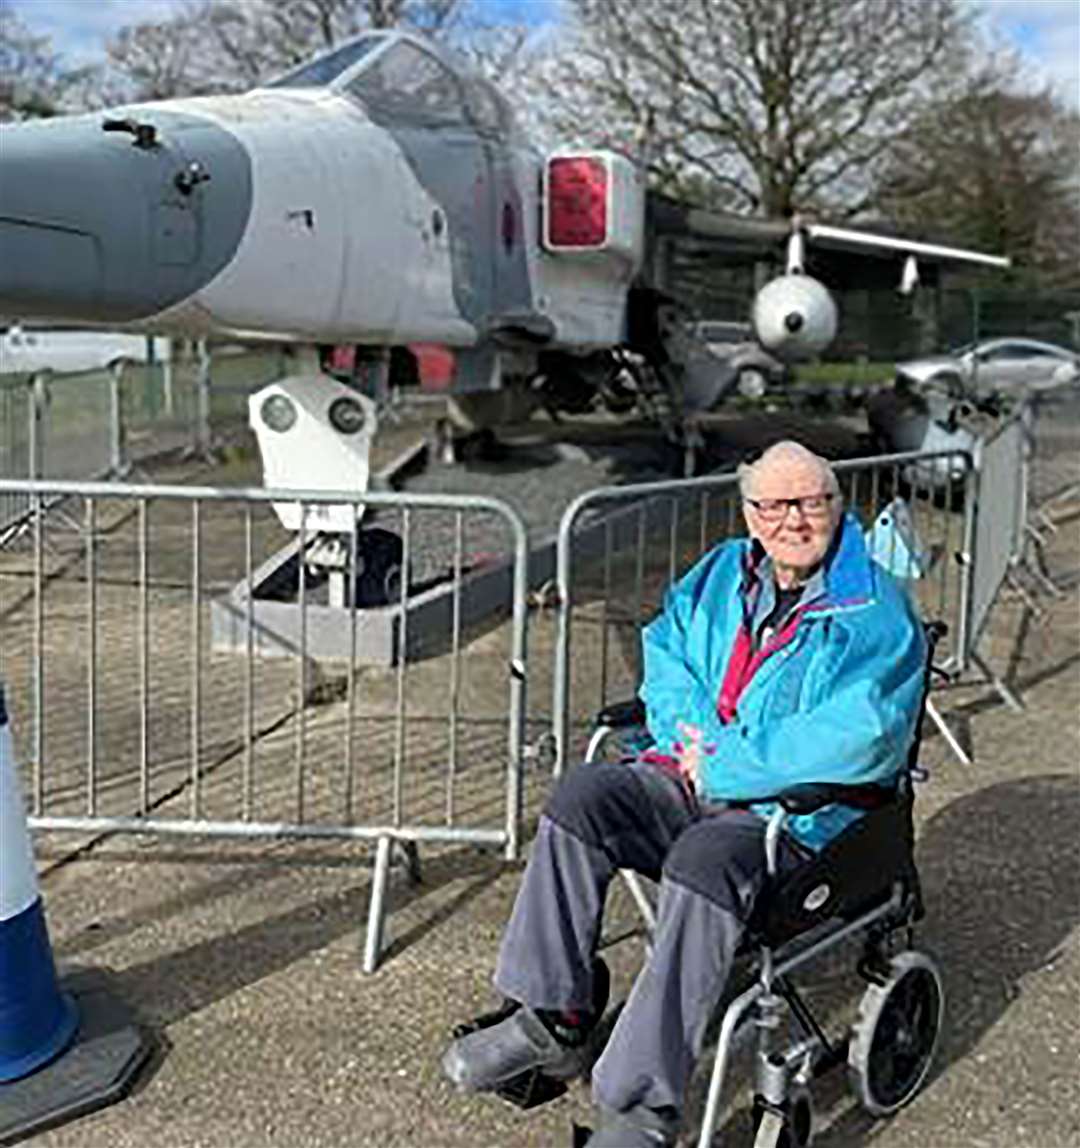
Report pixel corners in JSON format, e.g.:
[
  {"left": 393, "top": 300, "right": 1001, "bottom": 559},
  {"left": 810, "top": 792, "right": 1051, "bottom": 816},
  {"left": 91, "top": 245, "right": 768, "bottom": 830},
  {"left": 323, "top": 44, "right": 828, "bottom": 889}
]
[
  {"left": 638, "top": 547, "right": 730, "bottom": 754},
  {"left": 698, "top": 607, "right": 927, "bottom": 801}
]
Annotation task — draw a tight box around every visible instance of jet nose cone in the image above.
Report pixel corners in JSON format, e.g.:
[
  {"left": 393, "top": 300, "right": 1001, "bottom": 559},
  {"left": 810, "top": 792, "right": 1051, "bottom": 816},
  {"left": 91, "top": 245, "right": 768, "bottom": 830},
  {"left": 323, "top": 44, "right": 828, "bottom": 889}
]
[{"left": 0, "top": 109, "right": 251, "bottom": 325}]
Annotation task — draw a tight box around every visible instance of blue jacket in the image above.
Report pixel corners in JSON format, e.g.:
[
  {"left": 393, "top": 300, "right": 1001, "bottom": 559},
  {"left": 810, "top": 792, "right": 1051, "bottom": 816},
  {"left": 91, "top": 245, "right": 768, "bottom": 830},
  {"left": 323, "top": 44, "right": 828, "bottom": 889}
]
[{"left": 638, "top": 512, "right": 927, "bottom": 851}]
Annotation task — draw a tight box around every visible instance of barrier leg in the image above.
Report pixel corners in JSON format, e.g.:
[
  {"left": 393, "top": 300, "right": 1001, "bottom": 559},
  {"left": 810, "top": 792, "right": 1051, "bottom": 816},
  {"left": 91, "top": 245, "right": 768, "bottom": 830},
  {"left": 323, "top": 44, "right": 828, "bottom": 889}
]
[
  {"left": 925, "top": 698, "right": 972, "bottom": 767},
  {"left": 0, "top": 687, "right": 150, "bottom": 1141},
  {"left": 397, "top": 839, "right": 422, "bottom": 886},
  {"left": 362, "top": 835, "right": 394, "bottom": 975},
  {"left": 970, "top": 650, "right": 1025, "bottom": 713}
]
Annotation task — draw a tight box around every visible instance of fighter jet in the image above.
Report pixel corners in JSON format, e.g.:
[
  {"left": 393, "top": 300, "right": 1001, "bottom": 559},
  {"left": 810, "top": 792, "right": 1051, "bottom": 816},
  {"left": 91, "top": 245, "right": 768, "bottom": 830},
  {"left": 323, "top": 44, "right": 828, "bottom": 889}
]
[{"left": 0, "top": 28, "right": 1010, "bottom": 523}]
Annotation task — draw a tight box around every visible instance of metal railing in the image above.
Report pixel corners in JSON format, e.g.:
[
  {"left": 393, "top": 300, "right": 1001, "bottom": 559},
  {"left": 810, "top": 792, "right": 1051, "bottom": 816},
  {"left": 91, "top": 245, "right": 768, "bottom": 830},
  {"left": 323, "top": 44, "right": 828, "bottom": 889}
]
[
  {"left": 551, "top": 448, "right": 977, "bottom": 774},
  {"left": 967, "top": 413, "right": 1028, "bottom": 650},
  {"left": 0, "top": 478, "right": 529, "bottom": 972},
  {"left": 0, "top": 346, "right": 287, "bottom": 540}
]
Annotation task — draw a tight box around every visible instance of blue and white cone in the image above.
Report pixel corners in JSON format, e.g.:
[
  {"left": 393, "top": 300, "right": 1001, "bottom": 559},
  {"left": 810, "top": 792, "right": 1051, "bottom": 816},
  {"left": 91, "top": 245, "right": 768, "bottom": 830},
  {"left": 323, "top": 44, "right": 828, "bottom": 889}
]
[{"left": 0, "top": 687, "right": 78, "bottom": 1082}]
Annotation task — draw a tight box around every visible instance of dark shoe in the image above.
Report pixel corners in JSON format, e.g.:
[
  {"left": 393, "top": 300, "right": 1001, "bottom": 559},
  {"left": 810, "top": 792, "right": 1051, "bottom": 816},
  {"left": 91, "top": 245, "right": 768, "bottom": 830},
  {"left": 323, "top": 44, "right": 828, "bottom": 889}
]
[
  {"left": 583, "top": 1105, "right": 680, "bottom": 1148},
  {"left": 442, "top": 1002, "right": 587, "bottom": 1092},
  {"left": 443, "top": 959, "right": 610, "bottom": 1094}
]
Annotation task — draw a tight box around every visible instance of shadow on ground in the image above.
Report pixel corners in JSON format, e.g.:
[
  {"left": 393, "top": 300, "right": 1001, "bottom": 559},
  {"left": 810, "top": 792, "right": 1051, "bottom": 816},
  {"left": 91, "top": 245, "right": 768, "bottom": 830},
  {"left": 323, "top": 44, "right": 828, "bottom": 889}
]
[
  {"left": 91, "top": 844, "right": 509, "bottom": 1037},
  {"left": 692, "top": 773, "right": 1080, "bottom": 1147}
]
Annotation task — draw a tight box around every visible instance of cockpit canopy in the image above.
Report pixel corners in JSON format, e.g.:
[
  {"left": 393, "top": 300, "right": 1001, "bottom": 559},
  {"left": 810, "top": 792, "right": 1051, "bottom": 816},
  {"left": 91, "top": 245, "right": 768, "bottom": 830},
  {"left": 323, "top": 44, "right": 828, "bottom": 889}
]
[{"left": 264, "top": 31, "right": 513, "bottom": 137}]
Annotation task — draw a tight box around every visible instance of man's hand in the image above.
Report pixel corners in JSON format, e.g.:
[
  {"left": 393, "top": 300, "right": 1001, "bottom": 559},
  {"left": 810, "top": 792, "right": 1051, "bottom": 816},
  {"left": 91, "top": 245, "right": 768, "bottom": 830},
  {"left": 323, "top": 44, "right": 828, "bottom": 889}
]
[{"left": 675, "top": 721, "right": 703, "bottom": 790}]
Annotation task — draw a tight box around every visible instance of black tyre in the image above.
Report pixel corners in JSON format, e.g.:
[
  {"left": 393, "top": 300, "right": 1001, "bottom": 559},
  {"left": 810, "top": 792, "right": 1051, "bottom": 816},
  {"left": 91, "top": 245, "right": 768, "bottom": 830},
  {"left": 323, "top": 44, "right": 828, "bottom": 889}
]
[
  {"left": 736, "top": 366, "right": 769, "bottom": 401},
  {"left": 354, "top": 528, "right": 405, "bottom": 607},
  {"left": 848, "top": 951, "right": 944, "bottom": 1117}
]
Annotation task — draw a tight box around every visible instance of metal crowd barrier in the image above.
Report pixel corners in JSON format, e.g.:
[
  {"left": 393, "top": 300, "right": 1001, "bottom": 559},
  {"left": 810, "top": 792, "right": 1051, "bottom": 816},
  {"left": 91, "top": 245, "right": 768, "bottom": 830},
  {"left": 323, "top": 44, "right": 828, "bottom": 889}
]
[
  {"left": 0, "top": 379, "right": 30, "bottom": 534},
  {"left": 551, "top": 448, "right": 977, "bottom": 775},
  {"left": 0, "top": 478, "right": 528, "bottom": 973},
  {"left": 968, "top": 415, "right": 1026, "bottom": 648},
  {"left": 0, "top": 347, "right": 286, "bottom": 543}
]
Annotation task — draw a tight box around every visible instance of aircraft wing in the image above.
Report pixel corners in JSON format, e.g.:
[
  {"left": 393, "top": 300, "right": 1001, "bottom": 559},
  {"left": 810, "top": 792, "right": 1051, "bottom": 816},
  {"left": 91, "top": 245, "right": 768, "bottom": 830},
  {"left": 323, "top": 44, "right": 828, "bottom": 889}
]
[{"left": 645, "top": 193, "right": 1011, "bottom": 289}]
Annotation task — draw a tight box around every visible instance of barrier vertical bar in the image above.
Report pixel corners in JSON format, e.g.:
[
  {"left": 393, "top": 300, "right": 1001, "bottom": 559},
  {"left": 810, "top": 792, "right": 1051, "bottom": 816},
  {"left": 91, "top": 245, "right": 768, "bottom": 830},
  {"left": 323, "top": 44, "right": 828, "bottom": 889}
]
[
  {"left": 505, "top": 508, "right": 529, "bottom": 863},
  {"left": 138, "top": 499, "right": 149, "bottom": 814},
  {"left": 243, "top": 504, "right": 254, "bottom": 821},
  {"left": 190, "top": 500, "right": 201, "bottom": 816},
  {"left": 445, "top": 512, "right": 463, "bottom": 827},
  {"left": 108, "top": 363, "right": 124, "bottom": 476},
  {"left": 85, "top": 498, "right": 97, "bottom": 817},
  {"left": 296, "top": 502, "right": 307, "bottom": 823},
  {"left": 32, "top": 494, "right": 43, "bottom": 816},
  {"left": 393, "top": 510, "right": 411, "bottom": 827}
]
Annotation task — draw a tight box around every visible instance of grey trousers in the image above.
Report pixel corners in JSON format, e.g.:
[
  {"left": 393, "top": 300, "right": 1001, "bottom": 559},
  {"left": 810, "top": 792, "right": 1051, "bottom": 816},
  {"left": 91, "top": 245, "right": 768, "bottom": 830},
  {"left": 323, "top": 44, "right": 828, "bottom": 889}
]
[{"left": 493, "top": 760, "right": 807, "bottom": 1116}]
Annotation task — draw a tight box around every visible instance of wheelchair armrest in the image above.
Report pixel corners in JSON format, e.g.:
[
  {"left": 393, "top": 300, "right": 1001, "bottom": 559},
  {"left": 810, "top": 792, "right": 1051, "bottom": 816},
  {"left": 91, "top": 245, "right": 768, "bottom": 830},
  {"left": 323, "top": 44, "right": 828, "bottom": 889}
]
[
  {"left": 772, "top": 782, "right": 898, "bottom": 816},
  {"left": 594, "top": 697, "right": 647, "bottom": 730}
]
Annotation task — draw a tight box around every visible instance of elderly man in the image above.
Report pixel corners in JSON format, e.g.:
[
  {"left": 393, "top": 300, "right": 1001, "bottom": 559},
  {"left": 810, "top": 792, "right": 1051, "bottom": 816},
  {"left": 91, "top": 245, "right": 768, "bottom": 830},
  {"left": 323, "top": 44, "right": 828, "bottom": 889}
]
[{"left": 443, "top": 441, "right": 927, "bottom": 1147}]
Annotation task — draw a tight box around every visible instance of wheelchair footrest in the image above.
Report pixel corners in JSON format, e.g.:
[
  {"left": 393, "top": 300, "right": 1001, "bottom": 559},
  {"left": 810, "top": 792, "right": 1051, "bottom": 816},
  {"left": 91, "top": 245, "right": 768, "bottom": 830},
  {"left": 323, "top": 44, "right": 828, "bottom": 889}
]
[{"left": 493, "top": 1067, "right": 568, "bottom": 1110}]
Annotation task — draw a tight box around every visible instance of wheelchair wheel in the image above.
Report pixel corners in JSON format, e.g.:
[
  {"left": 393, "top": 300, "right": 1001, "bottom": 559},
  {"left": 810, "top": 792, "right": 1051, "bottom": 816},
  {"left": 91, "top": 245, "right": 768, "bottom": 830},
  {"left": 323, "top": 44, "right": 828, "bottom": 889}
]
[{"left": 848, "top": 950, "right": 943, "bottom": 1117}]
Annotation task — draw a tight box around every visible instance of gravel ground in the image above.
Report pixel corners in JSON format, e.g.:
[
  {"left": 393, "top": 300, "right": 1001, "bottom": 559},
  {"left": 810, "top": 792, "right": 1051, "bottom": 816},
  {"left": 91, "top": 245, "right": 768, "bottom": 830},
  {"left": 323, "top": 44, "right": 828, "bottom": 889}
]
[{"left": 5, "top": 394, "right": 1079, "bottom": 1148}]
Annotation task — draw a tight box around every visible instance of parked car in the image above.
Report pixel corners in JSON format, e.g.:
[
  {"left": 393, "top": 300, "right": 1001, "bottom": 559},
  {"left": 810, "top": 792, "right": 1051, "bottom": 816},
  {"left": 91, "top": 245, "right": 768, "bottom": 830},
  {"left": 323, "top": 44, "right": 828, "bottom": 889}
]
[
  {"left": 690, "top": 319, "right": 789, "bottom": 399},
  {"left": 0, "top": 324, "right": 168, "bottom": 377},
  {"left": 895, "top": 337, "right": 1079, "bottom": 397}
]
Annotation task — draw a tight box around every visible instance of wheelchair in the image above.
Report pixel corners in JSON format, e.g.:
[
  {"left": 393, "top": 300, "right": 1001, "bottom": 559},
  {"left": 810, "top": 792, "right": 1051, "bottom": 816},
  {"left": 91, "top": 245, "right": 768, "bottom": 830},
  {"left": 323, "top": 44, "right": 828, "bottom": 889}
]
[{"left": 582, "top": 621, "right": 948, "bottom": 1148}]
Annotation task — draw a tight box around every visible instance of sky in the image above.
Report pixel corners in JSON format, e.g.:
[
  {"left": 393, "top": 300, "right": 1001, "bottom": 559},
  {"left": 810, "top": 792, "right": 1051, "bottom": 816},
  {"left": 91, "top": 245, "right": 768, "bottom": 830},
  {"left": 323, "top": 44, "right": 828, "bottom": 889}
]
[{"left": 5, "top": 0, "right": 1079, "bottom": 106}]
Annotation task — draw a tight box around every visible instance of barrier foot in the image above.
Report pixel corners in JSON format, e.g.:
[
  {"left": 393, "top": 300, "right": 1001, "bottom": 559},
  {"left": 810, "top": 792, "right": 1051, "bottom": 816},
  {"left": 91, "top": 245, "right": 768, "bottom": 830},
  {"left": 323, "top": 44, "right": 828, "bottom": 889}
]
[
  {"left": 361, "top": 835, "right": 394, "bottom": 975},
  {"left": 925, "top": 699, "right": 972, "bottom": 767},
  {"left": 397, "top": 840, "right": 422, "bottom": 886},
  {"left": 971, "top": 652, "right": 1025, "bottom": 714},
  {"left": 0, "top": 968, "right": 151, "bottom": 1145}
]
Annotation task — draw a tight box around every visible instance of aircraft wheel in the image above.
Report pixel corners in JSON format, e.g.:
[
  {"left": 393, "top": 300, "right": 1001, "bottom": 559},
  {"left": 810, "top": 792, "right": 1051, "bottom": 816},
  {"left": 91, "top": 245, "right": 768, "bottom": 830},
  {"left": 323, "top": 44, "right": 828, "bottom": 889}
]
[
  {"left": 355, "top": 528, "right": 405, "bottom": 607},
  {"left": 848, "top": 951, "right": 943, "bottom": 1117},
  {"left": 737, "top": 366, "right": 769, "bottom": 400}
]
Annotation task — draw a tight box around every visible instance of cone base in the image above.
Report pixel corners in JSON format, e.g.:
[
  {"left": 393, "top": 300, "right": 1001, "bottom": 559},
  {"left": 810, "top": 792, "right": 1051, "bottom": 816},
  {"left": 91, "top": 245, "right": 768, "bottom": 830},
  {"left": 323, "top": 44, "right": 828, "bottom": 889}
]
[{"left": 0, "top": 968, "right": 151, "bottom": 1145}]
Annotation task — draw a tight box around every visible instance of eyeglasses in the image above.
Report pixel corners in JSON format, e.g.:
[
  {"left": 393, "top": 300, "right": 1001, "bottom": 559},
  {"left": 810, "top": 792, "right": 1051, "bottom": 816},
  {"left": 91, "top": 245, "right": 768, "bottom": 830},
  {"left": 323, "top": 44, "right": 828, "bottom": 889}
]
[{"left": 743, "top": 493, "right": 836, "bottom": 522}]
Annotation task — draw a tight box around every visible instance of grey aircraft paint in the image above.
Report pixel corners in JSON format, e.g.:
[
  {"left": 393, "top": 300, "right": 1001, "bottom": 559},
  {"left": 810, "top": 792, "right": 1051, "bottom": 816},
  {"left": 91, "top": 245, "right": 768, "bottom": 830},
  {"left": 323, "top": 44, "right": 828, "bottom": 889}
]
[
  {"left": 350, "top": 38, "right": 534, "bottom": 332},
  {"left": 0, "top": 110, "right": 251, "bottom": 324}
]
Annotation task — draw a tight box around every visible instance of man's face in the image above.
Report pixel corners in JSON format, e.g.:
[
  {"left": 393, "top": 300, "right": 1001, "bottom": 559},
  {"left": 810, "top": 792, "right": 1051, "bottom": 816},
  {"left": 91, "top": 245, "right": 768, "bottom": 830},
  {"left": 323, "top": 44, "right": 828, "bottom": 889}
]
[{"left": 743, "top": 459, "right": 841, "bottom": 574}]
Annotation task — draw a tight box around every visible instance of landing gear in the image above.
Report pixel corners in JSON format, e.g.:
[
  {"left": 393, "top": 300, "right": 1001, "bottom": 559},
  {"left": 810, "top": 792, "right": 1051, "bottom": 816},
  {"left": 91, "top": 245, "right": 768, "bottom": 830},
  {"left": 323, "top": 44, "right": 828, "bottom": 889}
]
[
  {"left": 848, "top": 951, "right": 944, "bottom": 1117},
  {"left": 303, "top": 527, "right": 405, "bottom": 608},
  {"left": 354, "top": 527, "right": 404, "bottom": 607}
]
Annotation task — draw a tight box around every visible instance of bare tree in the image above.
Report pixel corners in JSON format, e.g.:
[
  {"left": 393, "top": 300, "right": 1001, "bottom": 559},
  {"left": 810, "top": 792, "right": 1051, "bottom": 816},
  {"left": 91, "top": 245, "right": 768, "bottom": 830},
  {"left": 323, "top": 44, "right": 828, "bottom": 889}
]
[
  {"left": 107, "top": 0, "right": 467, "bottom": 100},
  {"left": 0, "top": 8, "right": 64, "bottom": 119},
  {"left": 539, "top": 0, "right": 967, "bottom": 217},
  {"left": 877, "top": 55, "right": 1080, "bottom": 287},
  {"left": 0, "top": 9, "right": 114, "bottom": 119}
]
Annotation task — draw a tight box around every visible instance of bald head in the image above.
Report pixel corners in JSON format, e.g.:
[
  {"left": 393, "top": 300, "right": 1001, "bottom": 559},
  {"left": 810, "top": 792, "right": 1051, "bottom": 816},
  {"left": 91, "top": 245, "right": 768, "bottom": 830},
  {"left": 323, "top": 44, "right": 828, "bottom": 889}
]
[
  {"left": 737, "top": 441, "right": 840, "bottom": 500},
  {"left": 739, "top": 440, "right": 843, "bottom": 586}
]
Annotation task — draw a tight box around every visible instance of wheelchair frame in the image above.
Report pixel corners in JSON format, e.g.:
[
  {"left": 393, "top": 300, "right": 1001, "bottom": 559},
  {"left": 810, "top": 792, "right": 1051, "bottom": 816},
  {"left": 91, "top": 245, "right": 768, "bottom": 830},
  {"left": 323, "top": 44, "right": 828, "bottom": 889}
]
[{"left": 584, "top": 623, "right": 948, "bottom": 1148}]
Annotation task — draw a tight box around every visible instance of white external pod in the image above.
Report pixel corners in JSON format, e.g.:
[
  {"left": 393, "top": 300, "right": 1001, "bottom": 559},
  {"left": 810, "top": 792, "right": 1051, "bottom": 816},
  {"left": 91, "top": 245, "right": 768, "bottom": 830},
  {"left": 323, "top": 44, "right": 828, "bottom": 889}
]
[{"left": 751, "top": 274, "right": 838, "bottom": 361}]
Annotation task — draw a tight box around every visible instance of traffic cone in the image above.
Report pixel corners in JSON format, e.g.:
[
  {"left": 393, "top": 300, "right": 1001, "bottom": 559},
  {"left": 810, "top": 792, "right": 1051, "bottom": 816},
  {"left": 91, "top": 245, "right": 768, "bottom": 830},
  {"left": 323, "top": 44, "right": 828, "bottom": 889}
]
[
  {"left": 0, "top": 693, "right": 78, "bottom": 1081},
  {"left": 0, "top": 685, "right": 150, "bottom": 1140}
]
